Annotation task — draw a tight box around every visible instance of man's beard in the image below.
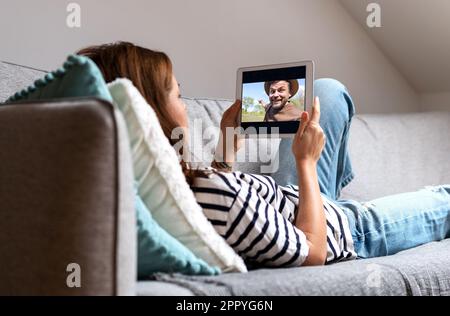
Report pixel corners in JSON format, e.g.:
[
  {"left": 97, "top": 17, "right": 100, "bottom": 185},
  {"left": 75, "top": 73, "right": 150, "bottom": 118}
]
[{"left": 271, "top": 99, "right": 288, "bottom": 110}]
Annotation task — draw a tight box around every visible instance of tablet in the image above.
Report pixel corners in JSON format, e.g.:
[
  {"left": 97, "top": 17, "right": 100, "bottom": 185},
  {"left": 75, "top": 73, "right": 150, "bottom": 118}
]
[{"left": 236, "top": 60, "right": 314, "bottom": 137}]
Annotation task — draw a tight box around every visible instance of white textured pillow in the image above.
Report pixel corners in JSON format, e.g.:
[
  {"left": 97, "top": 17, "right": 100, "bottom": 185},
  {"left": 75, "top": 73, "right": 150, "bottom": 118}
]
[{"left": 108, "top": 79, "right": 247, "bottom": 273}]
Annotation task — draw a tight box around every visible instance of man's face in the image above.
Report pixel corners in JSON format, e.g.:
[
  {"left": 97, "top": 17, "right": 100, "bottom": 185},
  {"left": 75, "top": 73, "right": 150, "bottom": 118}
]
[{"left": 269, "top": 81, "right": 291, "bottom": 109}]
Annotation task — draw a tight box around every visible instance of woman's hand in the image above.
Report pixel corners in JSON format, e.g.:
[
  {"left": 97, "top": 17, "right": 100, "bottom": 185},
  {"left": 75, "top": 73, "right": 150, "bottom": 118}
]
[
  {"left": 215, "top": 100, "right": 244, "bottom": 164},
  {"left": 292, "top": 97, "right": 325, "bottom": 165},
  {"left": 292, "top": 96, "right": 328, "bottom": 266}
]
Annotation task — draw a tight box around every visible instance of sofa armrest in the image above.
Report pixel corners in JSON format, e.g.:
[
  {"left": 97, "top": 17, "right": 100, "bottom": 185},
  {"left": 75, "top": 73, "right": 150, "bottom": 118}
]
[{"left": 0, "top": 99, "right": 136, "bottom": 295}]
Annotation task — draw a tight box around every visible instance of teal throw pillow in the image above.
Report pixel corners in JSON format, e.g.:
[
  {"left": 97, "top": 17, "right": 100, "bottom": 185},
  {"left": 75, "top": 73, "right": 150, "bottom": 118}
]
[{"left": 5, "top": 55, "right": 112, "bottom": 104}]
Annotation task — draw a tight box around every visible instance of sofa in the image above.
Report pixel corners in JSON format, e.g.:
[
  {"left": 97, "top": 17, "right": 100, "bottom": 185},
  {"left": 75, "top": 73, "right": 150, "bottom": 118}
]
[{"left": 1, "top": 60, "right": 449, "bottom": 296}]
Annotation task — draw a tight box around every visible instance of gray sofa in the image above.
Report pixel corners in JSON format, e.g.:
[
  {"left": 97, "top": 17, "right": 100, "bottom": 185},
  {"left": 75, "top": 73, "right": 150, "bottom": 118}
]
[{"left": 1, "top": 60, "right": 449, "bottom": 296}]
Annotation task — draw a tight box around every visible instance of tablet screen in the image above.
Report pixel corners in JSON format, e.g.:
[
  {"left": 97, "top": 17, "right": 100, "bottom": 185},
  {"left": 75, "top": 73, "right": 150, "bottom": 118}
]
[{"left": 241, "top": 66, "right": 306, "bottom": 124}]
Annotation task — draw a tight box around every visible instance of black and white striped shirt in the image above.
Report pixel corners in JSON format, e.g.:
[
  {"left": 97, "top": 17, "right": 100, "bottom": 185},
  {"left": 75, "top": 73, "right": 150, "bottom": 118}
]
[{"left": 192, "top": 170, "right": 357, "bottom": 268}]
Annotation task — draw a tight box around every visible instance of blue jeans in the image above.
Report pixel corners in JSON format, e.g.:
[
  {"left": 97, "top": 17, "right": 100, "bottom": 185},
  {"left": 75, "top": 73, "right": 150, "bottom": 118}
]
[
  {"left": 274, "top": 78, "right": 450, "bottom": 259},
  {"left": 272, "top": 79, "right": 355, "bottom": 199}
]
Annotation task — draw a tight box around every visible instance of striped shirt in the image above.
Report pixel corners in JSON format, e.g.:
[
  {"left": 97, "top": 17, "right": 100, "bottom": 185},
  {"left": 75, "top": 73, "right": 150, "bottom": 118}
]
[{"left": 192, "top": 170, "right": 357, "bottom": 268}]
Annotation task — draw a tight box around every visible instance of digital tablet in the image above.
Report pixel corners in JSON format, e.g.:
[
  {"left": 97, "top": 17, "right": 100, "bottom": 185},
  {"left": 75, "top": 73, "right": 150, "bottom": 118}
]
[{"left": 236, "top": 60, "right": 314, "bottom": 137}]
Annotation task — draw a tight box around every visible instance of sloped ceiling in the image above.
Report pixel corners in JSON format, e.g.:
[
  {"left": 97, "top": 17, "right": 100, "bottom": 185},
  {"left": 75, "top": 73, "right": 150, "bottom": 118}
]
[{"left": 340, "top": 0, "right": 450, "bottom": 93}]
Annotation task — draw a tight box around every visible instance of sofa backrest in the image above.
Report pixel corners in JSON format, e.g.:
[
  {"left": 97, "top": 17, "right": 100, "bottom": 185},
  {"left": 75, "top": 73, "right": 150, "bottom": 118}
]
[
  {"left": 0, "top": 61, "right": 46, "bottom": 102},
  {"left": 183, "top": 98, "right": 450, "bottom": 202},
  {"left": 341, "top": 112, "right": 450, "bottom": 201},
  {"left": 2, "top": 61, "right": 449, "bottom": 202}
]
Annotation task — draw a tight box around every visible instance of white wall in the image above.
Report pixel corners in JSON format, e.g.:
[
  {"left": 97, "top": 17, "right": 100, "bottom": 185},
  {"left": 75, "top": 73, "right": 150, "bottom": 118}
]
[
  {"left": 420, "top": 93, "right": 450, "bottom": 112},
  {"left": 340, "top": 0, "right": 450, "bottom": 113},
  {"left": 0, "top": 0, "right": 420, "bottom": 114}
]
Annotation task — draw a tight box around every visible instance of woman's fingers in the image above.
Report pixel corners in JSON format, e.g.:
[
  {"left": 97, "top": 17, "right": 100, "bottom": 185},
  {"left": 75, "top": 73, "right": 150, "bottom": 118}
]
[
  {"left": 298, "top": 111, "right": 309, "bottom": 136},
  {"left": 225, "top": 100, "right": 241, "bottom": 114},
  {"left": 233, "top": 100, "right": 242, "bottom": 111},
  {"left": 310, "top": 96, "right": 321, "bottom": 123},
  {"left": 221, "top": 100, "right": 242, "bottom": 128},
  {"left": 232, "top": 100, "right": 242, "bottom": 123},
  {"left": 229, "top": 100, "right": 241, "bottom": 118}
]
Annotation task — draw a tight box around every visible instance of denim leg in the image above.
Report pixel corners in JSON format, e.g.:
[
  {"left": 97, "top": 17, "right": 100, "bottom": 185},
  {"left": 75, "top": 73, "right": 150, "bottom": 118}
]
[
  {"left": 315, "top": 78, "right": 356, "bottom": 200},
  {"left": 341, "top": 185, "right": 450, "bottom": 258},
  {"left": 272, "top": 78, "right": 356, "bottom": 200}
]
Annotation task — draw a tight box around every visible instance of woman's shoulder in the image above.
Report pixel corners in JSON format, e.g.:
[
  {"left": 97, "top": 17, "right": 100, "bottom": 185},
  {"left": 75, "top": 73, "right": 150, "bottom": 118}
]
[
  {"left": 192, "top": 168, "right": 287, "bottom": 194},
  {"left": 192, "top": 168, "right": 242, "bottom": 193},
  {"left": 195, "top": 169, "right": 270, "bottom": 187}
]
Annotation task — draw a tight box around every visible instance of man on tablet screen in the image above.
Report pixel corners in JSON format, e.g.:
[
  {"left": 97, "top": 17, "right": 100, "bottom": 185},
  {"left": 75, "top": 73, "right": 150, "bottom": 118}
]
[{"left": 259, "top": 80, "right": 302, "bottom": 122}]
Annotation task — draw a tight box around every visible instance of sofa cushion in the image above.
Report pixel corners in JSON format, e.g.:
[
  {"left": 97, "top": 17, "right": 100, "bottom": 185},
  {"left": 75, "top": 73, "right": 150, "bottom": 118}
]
[
  {"left": 108, "top": 79, "right": 247, "bottom": 273},
  {"left": 137, "top": 281, "right": 194, "bottom": 296},
  {"left": 3, "top": 55, "right": 112, "bottom": 104},
  {"left": 148, "top": 239, "right": 450, "bottom": 296}
]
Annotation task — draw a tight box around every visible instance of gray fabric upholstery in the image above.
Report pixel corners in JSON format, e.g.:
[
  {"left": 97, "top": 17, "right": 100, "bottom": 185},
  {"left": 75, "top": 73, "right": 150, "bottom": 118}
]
[
  {"left": 1, "top": 61, "right": 449, "bottom": 296},
  {"left": 0, "top": 99, "right": 135, "bottom": 295},
  {"left": 137, "top": 281, "right": 194, "bottom": 296},
  {"left": 340, "top": 112, "right": 450, "bottom": 201},
  {"left": 114, "top": 107, "right": 137, "bottom": 296},
  {"left": 0, "top": 61, "right": 45, "bottom": 102},
  {"left": 151, "top": 239, "right": 450, "bottom": 296},
  {"left": 184, "top": 97, "right": 450, "bottom": 201},
  {"left": 149, "top": 97, "right": 450, "bottom": 296}
]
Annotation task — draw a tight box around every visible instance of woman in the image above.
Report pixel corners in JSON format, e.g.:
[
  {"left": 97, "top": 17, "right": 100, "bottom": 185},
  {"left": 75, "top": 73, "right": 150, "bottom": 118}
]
[{"left": 78, "top": 42, "right": 450, "bottom": 268}]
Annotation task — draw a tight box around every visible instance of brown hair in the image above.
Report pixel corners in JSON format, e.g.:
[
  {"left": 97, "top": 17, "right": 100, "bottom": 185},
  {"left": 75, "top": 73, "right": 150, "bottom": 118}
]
[
  {"left": 77, "top": 41, "right": 208, "bottom": 185},
  {"left": 77, "top": 42, "right": 179, "bottom": 138}
]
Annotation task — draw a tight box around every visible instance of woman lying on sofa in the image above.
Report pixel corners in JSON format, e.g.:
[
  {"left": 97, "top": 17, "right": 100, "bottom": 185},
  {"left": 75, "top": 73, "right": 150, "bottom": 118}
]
[{"left": 78, "top": 42, "right": 450, "bottom": 267}]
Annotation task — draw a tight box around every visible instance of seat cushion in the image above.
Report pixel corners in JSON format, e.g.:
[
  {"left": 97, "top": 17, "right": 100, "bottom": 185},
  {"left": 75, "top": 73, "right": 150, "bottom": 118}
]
[
  {"left": 149, "top": 239, "right": 450, "bottom": 296},
  {"left": 137, "top": 281, "right": 194, "bottom": 296}
]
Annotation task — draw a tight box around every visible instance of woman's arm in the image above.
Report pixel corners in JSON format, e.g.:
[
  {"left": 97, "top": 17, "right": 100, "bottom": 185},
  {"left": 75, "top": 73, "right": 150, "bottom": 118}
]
[
  {"left": 292, "top": 97, "right": 328, "bottom": 266},
  {"left": 295, "top": 160, "right": 327, "bottom": 266}
]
